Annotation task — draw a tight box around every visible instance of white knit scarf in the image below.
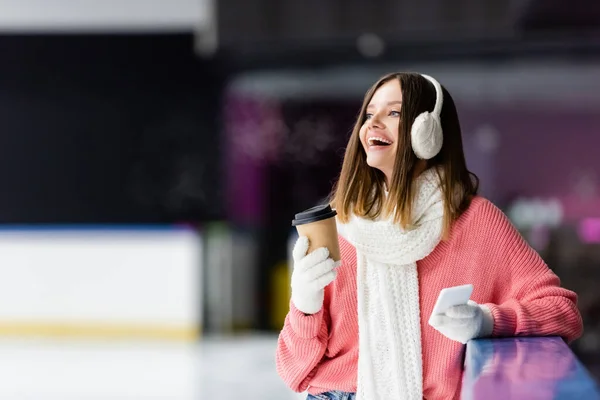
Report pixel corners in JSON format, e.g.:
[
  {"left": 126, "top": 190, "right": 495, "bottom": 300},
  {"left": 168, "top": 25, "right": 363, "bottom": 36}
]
[{"left": 337, "top": 169, "right": 444, "bottom": 400}]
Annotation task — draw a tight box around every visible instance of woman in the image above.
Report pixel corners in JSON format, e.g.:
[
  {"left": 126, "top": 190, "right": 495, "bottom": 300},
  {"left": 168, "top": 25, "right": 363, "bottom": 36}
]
[{"left": 275, "top": 72, "right": 583, "bottom": 400}]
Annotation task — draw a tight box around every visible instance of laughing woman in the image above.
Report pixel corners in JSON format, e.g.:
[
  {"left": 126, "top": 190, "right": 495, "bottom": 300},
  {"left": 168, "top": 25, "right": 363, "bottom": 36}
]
[{"left": 276, "top": 72, "right": 583, "bottom": 400}]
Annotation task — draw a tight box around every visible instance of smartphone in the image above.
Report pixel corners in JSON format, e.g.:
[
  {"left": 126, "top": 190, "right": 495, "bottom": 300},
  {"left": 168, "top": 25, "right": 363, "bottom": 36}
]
[{"left": 429, "top": 284, "right": 473, "bottom": 318}]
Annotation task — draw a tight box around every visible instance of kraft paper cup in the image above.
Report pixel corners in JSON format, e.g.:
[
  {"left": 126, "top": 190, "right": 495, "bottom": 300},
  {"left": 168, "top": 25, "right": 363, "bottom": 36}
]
[{"left": 292, "top": 204, "right": 340, "bottom": 262}]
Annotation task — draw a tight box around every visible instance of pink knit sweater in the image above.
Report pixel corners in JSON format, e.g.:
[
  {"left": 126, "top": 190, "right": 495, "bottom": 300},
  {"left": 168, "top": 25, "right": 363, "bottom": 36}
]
[{"left": 276, "top": 197, "right": 583, "bottom": 399}]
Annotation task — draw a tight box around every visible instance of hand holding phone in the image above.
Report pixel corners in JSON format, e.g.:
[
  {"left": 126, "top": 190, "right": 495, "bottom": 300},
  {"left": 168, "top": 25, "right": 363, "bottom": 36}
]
[{"left": 429, "top": 284, "right": 473, "bottom": 323}]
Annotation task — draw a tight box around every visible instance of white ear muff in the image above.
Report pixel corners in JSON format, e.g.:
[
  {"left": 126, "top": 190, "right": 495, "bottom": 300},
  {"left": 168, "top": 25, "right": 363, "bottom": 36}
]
[{"left": 411, "top": 74, "right": 444, "bottom": 160}]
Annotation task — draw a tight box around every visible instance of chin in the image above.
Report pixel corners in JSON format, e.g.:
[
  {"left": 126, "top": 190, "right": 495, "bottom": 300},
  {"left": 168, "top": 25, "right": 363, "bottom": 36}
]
[
  {"left": 366, "top": 157, "right": 384, "bottom": 170},
  {"left": 366, "top": 158, "right": 392, "bottom": 177}
]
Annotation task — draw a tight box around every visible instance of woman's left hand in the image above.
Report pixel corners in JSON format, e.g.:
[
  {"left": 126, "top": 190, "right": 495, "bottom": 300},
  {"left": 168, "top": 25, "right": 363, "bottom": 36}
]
[{"left": 429, "top": 300, "right": 494, "bottom": 344}]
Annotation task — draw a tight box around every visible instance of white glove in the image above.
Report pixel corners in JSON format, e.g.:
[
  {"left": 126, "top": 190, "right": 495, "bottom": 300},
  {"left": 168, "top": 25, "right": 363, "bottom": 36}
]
[
  {"left": 428, "top": 300, "right": 494, "bottom": 344},
  {"left": 291, "top": 236, "right": 339, "bottom": 315}
]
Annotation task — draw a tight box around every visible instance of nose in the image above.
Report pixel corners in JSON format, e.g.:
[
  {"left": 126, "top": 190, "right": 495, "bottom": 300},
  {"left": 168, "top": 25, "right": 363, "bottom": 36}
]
[{"left": 367, "top": 111, "right": 385, "bottom": 129}]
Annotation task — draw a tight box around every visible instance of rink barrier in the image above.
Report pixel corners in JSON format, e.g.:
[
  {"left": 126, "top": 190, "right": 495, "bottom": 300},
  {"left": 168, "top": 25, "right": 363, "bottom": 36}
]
[
  {"left": 0, "top": 225, "right": 202, "bottom": 341},
  {"left": 462, "top": 336, "right": 600, "bottom": 399}
]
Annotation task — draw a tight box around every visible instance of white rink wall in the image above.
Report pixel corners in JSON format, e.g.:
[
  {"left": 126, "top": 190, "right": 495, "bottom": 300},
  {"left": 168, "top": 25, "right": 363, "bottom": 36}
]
[{"left": 0, "top": 226, "right": 202, "bottom": 340}]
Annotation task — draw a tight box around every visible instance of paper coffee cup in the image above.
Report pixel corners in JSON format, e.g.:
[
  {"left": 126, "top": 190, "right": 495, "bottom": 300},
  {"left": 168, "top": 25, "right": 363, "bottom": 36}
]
[{"left": 292, "top": 204, "right": 340, "bottom": 261}]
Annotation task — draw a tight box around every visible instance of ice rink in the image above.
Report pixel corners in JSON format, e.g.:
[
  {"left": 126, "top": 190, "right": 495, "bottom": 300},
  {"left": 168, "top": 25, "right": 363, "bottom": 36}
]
[{"left": 0, "top": 334, "right": 304, "bottom": 400}]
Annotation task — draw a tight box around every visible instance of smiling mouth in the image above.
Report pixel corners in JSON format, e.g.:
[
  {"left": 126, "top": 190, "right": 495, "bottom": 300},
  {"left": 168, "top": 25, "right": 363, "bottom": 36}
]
[{"left": 368, "top": 137, "right": 392, "bottom": 147}]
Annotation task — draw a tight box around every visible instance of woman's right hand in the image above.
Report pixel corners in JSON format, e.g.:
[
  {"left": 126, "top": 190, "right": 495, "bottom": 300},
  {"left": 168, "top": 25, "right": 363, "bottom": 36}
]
[{"left": 291, "top": 236, "right": 339, "bottom": 315}]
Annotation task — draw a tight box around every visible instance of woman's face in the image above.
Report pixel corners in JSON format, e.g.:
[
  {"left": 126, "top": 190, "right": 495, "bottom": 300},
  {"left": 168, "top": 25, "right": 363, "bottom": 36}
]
[{"left": 359, "top": 79, "right": 402, "bottom": 182}]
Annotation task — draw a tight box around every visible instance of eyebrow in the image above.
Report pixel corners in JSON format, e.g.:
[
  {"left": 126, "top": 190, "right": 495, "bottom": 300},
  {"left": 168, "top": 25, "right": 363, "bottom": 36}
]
[{"left": 366, "top": 101, "right": 402, "bottom": 109}]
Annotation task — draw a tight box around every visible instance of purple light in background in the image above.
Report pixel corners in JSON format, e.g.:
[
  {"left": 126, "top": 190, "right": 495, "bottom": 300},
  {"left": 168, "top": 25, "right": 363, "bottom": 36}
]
[{"left": 578, "top": 218, "right": 600, "bottom": 243}]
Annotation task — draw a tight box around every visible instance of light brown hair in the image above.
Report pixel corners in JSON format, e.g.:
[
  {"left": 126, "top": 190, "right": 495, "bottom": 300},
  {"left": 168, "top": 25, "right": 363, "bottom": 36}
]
[{"left": 330, "top": 72, "right": 478, "bottom": 238}]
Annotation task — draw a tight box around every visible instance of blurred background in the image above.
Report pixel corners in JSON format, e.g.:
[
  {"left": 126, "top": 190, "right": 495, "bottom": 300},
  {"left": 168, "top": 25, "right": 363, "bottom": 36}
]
[{"left": 0, "top": 0, "right": 598, "bottom": 398}]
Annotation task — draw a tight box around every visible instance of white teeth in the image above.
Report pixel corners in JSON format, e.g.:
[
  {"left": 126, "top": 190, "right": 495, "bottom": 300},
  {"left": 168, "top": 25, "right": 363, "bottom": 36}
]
[{"left": 368, "top": 137, "right": 392, "bottom": 145}]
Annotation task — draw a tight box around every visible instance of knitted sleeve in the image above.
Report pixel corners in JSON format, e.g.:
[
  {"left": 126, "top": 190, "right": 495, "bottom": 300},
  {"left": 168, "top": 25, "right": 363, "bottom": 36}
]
[
  {"left": 476, "top": 200, "right": 583, "bottom": 343},
  {"left": 275, "top": 297, "right": 330, "bottom": 392}
]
